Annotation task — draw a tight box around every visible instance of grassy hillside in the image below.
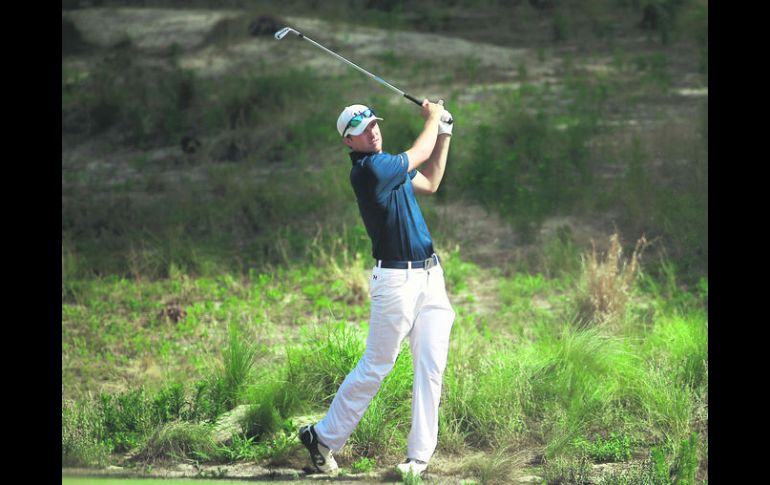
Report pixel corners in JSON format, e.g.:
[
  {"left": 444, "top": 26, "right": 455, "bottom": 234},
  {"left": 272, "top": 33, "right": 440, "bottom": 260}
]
[{"left": 63, "top": 0, "right": 707, "bottom": 282}]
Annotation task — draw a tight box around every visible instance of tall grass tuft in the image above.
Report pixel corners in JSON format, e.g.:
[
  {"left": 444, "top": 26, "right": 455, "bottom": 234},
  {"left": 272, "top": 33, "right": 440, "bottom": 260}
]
[
  {"left": 443, "top": 348, "right": 530, "bottom": 449},
  {"left": 645, "top": 312, "right": 708, "bottom": 392},
  {"left": 189, "top": 323, "right": 261, "bottom": 423},
  {"left": 529, "top": 326, "right": 638, "bottom": 456},
  {"left": 241, "top": 377, "right": 302, "bottom": 440},
  {"left": 627, "top": 367, "right": 694, "bottom": 443},
  {"left": 575, "top": 233, "right": 648, "bottom": 329},
  {"left": 134, "top": 421, "right": 218, "bottom": 464},
  {"left": 286, "top": 322, "right": 364, "bottom": 407},
  {"left": 460, "top": 448, "right": 526, "bottom": 485},
  {"left": 219, "top": 323, "right": 259, "bottom": 411}
]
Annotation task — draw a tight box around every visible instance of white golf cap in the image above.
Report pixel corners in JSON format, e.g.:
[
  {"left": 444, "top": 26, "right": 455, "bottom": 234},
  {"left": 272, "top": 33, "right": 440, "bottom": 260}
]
[{"left": 336, "top": 104, "right": 383, "bottom": 137}]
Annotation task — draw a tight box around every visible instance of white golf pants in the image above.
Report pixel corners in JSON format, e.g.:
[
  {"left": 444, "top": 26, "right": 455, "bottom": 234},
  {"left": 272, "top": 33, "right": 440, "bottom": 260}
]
[{"left": 314, "top": 261, "right": 455, "bottom": 463}]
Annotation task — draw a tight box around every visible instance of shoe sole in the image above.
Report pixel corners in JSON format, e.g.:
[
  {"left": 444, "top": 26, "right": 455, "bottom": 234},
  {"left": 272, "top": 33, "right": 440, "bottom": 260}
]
[{"left": 397, "top": 466, "right": 427, "bottom": 477}]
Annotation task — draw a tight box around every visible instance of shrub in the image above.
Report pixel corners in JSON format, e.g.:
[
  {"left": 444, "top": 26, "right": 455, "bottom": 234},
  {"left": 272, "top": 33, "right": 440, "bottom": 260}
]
[
  {"left": 553, "top": 12, "right": 569, "bottom": 41},
  {"left": 402, "top": 470, "right": 424, "bottom": 485},
  {"left": 62, "top": 400, "right": 110, "bottom": 467},
  {"left": 190, "top": 377, "right": 228, "bottom": 423},
  {"left": 448, "top": 82, "right": 600, "bottom": 242},
  {"left": 62, "top": 49, "right": 194, "bottom": 144},
  {"left": 152, "top": 382, "right": 187, "bottom": 423},
  {"left": 217, "top": 434, "right": 258, "bottom": 462},
  {"left": 100, "top": 389, "right": 154, "bottom": 452},
  {"left": 629, "top": 368, "right": 694, "bottom": 442},
  {"left": 575, "top": 233, "right": 647, "bottom": 328},
  {"left": 187, "top": 326, "right": 260, "bottom": 424},
  {"left": 574, "top": 432, "right": 632, "bottom": 463}
]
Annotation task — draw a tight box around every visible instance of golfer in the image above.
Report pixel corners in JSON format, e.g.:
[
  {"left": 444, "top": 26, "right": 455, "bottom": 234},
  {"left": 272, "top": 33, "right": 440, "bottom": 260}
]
[{"left": 300, "top": 99, "right": 456, "bottom": 478}]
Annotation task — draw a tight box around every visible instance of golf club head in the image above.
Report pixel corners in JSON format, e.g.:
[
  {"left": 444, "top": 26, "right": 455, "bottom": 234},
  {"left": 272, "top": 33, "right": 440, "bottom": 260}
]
[{"left": 274, "top": 27, "right": 299, "bottom": 40}]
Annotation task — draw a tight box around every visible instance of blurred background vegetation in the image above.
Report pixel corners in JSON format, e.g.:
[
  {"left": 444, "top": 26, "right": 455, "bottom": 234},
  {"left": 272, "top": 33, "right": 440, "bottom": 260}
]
[{"left": 62, "top": 0, "right": 707, "bottom": 285}]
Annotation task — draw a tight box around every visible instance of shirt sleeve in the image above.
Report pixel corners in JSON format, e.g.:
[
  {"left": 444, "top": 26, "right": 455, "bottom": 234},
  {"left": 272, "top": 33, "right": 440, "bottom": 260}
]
[
  {"left": 370, "top": 152, "right": 409, "bottom": 192},
  {"left": 403, "top": 152, "right": 417, "bottom": 179}
]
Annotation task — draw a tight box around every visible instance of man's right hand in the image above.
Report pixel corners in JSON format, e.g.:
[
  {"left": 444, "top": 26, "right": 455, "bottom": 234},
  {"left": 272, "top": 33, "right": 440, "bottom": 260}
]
[
  {"left": 406, "top": 100, "right": 446, "bottom": 172},
  {"left": 420, "top": 99, "right": 445, "bottom": 122}
]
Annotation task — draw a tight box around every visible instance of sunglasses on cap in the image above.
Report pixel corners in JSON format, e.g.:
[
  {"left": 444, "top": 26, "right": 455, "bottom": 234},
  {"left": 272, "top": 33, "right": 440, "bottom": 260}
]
[{"left": 343, "top": 108, "right": 376, "bottom": 136}]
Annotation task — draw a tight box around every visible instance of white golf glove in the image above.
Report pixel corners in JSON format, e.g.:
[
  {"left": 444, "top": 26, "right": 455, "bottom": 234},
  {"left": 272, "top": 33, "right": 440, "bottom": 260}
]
[{"left": 438, "top": 111, "right": 453, "bottom": 136}]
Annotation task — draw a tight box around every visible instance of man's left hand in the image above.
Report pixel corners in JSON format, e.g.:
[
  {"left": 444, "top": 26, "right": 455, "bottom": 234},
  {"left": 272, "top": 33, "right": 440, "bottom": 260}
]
[{"left": 438, "top": 111, "right": 453, "bottom": 136}]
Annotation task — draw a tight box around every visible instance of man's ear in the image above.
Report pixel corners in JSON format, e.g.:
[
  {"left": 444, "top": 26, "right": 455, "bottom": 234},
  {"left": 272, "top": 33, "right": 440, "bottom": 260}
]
[{"left": 343, "top": 136, "right": 353, "bottom": 149}]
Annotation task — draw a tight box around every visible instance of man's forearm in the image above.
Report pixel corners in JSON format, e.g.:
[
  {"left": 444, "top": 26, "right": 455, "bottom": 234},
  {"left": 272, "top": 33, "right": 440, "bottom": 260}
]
[
  {"left": 406, "top": 115, "right": 440, "bottom": 171},
  {"left": 420, "top": 135, "right": 451, "bottom": 193}
]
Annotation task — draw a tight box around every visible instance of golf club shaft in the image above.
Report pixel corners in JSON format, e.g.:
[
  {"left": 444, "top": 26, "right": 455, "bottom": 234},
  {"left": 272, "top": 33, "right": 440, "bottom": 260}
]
[
  {"left": 294, "top": 32, "right": 423, "bottom": 106},
  {"left": 277, "top": 27, "right": 451, "bottom": 123}
]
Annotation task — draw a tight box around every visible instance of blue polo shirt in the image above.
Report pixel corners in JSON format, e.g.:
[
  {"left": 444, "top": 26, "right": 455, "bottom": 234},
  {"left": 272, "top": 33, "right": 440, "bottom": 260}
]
[{"left": 349, "top": 151, "right": 434, "bottom": 261}]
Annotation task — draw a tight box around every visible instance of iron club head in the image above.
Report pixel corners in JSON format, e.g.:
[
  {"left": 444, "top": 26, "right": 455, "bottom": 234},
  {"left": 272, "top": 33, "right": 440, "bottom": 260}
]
[{"left": 274, "top": 27, "right": 299, "bottom": 40}]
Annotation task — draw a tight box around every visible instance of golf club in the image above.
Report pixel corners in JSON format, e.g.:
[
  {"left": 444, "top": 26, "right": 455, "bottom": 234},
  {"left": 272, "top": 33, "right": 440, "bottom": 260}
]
[{"left": 274, "top": 26, "right": 453, "bottom": 124}]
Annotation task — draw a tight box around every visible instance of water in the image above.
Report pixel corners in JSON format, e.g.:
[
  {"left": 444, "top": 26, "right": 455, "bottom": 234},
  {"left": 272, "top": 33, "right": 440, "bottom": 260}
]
[{"left": 62, "top": 478, "right": 286, "bottom": 485}]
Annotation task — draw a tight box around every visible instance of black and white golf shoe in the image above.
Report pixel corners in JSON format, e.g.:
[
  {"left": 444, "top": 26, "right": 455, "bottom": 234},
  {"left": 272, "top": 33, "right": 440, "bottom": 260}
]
[
  {"left": 299, "top": 424, "right": 338, "bottom": 475},
  {"left": 396, "top": 458, "right": 428, "bottom": 478}
]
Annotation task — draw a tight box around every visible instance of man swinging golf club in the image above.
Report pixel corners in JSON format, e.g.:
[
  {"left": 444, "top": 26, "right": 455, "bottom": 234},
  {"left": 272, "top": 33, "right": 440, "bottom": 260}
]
[{"left": 299, "top": 99, "right": 456, "bottom": 479}]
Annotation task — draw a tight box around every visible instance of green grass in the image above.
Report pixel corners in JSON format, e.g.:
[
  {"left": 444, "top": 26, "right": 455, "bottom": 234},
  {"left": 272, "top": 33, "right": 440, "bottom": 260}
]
[
  {"left": 402, "top": 470, "right": 424, "bottom": 485},
  {"left": 351, "top": 456, "right": 377, "bottom": 473},
  {"left": 62, "top": 246, "right": 707, "bottom": 484},
  {"left": 542, "top": 454, "right": 593, "bottom": 485},
  {"left": 598, "top": 433, "right": 703, "bottom": 484}
]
